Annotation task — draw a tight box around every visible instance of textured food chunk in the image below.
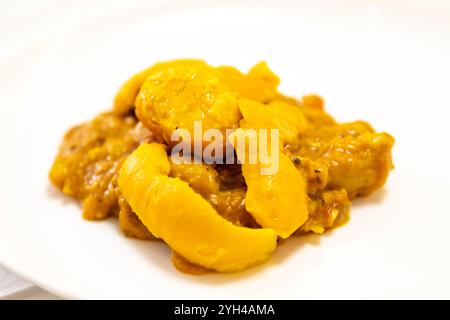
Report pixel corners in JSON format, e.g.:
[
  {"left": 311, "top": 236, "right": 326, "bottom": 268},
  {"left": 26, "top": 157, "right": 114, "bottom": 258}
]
[
  {"left": 230, "top": 129, "right": 309, "bottom": 238},
  {"left": 136, "top": 61, "right": 241, "bottom": 146},
  {"left": 118, "top": 143, "right": 277, "bottom": 272},
  {"left": 169, "top": 160, "right": 219, "bottom": 199},
  {"left": 211, "top": 189, "right": 258, "bottom": 228},
  {"left": 169, "top": 161, "right": 258, "bottom": 228},
  {"left": 298, "top": 95, "right": 336, "bottom": 128},
  {"left": 301, "top": 94, "right": 325, "bottom": 110}
]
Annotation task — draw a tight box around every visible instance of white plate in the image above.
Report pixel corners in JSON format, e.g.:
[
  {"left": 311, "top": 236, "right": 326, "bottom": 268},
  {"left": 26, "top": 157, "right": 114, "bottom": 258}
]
[{"left": 1, "top": 0, "right": 450, "bottom": 299}]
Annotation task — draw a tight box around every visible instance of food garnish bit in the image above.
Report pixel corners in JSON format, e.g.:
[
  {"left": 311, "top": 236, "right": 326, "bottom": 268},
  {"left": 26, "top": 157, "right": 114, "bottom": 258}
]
[{"left": 49, "top": 59, "right": 395, "bottom": 274}]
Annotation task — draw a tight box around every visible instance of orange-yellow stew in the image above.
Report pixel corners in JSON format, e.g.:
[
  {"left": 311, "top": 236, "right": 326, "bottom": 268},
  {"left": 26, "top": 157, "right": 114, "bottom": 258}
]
[{"left": 49, "top": 60, "right": 394, "bottom": 274}]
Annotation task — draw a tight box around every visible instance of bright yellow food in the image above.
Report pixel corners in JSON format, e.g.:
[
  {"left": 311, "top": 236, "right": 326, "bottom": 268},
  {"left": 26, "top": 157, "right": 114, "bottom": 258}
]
[
  {"left": 50, "top": 59, "right": 395, "bottom": 274},
  {"left": 231, "top": 129, "right": 309, "bottom": 238},
  {"left": 113, "top": 59, "right": 208, "bottom": 115},
  {"left": 217, "top": 61, "right": 279, "bottom": 103},
  {"left": 118, "top": 143, "right": 277, "bottom": 272},
  {"left": 169, "top": 160, "right": 219, "bottom": 199},
  {"left": 238, "top": 98, "right": 310, "bottom": 147},
  {"left": 135, "top": 60, "right": 241, "bottom": 146},
  {"left": 48, "top": 112, "right": 152, "bottom": 220}
]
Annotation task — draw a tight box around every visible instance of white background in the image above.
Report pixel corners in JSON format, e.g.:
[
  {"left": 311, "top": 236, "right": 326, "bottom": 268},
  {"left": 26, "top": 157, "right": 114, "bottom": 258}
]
[{"left": 1, "top": 0, "right": 450, "bottom": 299}]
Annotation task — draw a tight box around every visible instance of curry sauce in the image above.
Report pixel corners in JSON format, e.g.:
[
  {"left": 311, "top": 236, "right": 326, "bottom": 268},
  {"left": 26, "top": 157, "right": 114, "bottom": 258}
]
[{"left": 49, "top": 60, "right": 394, "bottom": 274}]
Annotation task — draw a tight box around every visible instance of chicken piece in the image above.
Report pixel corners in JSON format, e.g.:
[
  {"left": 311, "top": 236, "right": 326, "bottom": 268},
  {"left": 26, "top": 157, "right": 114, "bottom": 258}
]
[
  {"left": 301, "top": 94, "right": 325, "bottom": 110},
  {"left": 217, "top": 61, "right": 280, "bottom": 103},
  {"left": 171, "top": 251, "right": 211, "bottom": 275},
  {"left": 113, "top": 59, "right": 208, "bottom": 115},
  {"left": 230, "top": 129, "right": 309, "bottom": 238}
]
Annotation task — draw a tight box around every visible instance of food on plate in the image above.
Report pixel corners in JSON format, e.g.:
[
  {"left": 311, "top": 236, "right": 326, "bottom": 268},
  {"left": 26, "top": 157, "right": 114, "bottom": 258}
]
[
  {"left": 135, "top": 60, "right": 241, "bottom": 147},
  {"left": 118, "top": 143, "right": 277, "bottom": 272},
  {"left": 49, "top": 59, "right": 395, "bottom": 274},
  {"left": 230, "top": 128, "right": 309, "bottom": 238}
]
